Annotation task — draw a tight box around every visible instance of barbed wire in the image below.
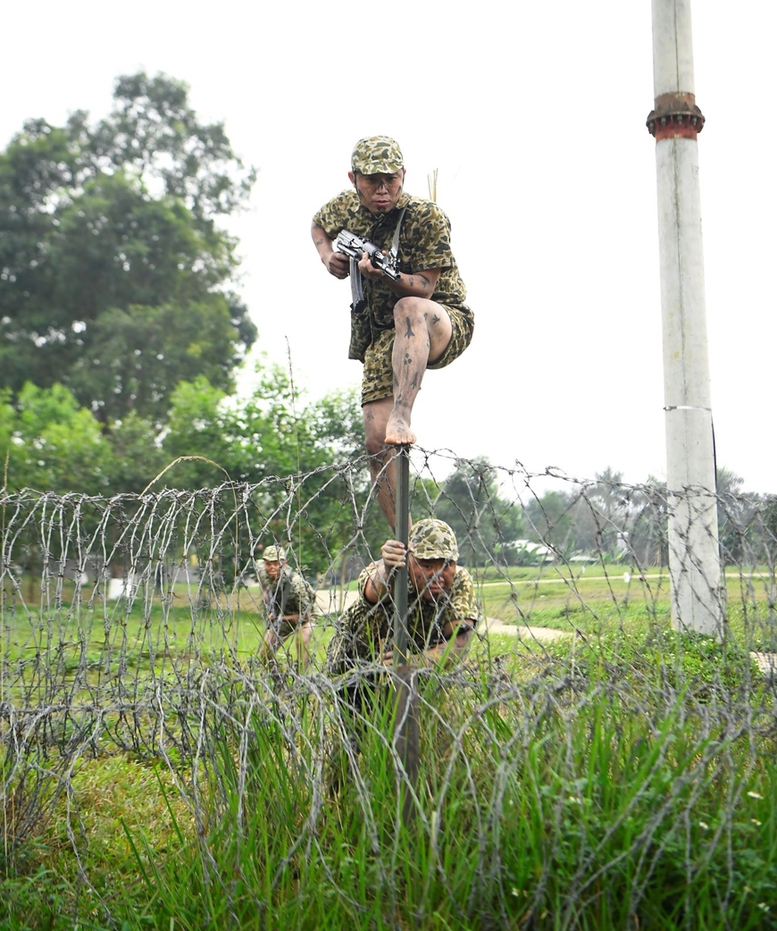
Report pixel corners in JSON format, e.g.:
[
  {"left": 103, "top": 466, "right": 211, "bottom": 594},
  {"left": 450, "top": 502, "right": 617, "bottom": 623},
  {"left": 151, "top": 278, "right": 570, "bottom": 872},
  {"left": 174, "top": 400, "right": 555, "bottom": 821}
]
[{"left": 2, "top": 449, "right": 776, "bottom": 926}]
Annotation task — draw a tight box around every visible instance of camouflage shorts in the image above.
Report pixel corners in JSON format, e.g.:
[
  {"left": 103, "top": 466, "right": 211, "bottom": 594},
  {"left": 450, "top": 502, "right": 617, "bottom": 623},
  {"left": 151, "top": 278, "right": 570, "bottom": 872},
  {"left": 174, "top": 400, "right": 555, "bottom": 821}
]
[{"left": 361, "top": 304, "right": 474, "bottom": 406}]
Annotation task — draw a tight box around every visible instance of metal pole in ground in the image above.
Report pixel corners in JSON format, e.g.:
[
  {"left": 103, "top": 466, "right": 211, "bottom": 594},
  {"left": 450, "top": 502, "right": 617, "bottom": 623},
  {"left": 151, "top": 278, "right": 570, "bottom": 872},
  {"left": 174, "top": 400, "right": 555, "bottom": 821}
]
[
  {"left": 392, "top": 445, "right": 410, "bottom": 665},
  {"left": 648, "top": 0, "right": 724, "bottom": 636},
  {"left": 391, "top": 445, "right": 418, "bottom": 826}
]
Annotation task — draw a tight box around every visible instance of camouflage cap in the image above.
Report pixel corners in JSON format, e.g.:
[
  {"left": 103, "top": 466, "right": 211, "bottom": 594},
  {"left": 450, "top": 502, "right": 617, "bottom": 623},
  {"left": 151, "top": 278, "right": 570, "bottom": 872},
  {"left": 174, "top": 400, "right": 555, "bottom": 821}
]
[
  {"left": 408, "top": 519, "right": 459, "bottom": 562},
  {"left": 263, "top": 545, "right": 286, "bottom": 562},
  {"left": 351, "top": 135, "right": 404, "bottom": 174}
]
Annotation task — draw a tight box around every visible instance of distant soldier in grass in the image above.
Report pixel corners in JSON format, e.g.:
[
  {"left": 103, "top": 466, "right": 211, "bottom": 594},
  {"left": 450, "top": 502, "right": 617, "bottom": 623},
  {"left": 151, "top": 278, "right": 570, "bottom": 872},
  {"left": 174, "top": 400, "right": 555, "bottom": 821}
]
[
  {"left": 327, "top": 519, "right": 480, "bottom": 676},
  {"left": 258, "top": 546, "right": 315, "bottom": 672},
  {"left": 312, "top": 136, "right": 474, "bottom": 528}
]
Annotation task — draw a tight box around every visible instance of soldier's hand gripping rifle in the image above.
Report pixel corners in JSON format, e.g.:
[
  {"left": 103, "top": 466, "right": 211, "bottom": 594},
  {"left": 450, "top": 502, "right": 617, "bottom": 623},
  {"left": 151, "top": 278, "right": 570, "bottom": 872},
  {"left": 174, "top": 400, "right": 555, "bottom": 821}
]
[
  {"left": 335, "top": 230, "right": 400, "bottom": 280},
  {"left": 336, "top": 229, "right": 403, "bottom": 361}
]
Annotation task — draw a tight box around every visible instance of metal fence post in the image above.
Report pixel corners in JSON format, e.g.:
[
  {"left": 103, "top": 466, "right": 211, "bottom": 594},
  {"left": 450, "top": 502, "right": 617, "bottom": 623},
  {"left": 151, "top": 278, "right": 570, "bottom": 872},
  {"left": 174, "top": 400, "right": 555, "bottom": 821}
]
[{"left": 392, "top": 446, "right": 410, "bottom": 665}]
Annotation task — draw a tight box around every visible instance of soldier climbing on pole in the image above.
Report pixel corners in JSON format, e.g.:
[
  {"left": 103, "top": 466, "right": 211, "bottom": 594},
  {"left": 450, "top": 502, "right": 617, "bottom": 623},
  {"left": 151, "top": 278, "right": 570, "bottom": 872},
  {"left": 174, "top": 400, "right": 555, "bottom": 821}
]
[{"left": 311, "top": 136, "right": 474, "bottom": 528}]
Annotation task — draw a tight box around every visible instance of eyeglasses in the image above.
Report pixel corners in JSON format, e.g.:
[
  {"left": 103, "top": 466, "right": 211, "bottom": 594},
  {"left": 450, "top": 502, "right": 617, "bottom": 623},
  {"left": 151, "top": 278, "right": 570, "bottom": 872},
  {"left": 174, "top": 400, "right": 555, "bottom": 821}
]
[{"left": 356, "top": 172, "right": 404, "bottom": 190}]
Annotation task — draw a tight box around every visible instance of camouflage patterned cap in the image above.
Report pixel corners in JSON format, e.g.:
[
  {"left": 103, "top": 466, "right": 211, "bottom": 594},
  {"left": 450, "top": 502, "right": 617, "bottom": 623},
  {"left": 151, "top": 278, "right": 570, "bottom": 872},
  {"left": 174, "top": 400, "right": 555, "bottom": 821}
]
[
  {"left": 351, "top": 135, "right": 404, "bottom": 174},
  {"left": 408, "top": 519, "right": 459, "bottom": 562},
  {"left": 263, "top": 545, "right": 286, "bottom": 562}
]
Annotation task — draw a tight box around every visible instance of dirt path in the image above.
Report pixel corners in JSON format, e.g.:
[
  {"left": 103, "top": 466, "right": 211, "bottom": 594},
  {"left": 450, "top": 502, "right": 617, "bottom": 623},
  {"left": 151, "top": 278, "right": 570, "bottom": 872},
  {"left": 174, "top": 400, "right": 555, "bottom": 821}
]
[
  {"left": 481, "top": 617, "right": 570, "bottom": 642},
  {"left": 316, "top": 591, "right": 568, "bottom": 642},
  {"left": 316, "top": 592, "right": 775, "bottom": 673}
]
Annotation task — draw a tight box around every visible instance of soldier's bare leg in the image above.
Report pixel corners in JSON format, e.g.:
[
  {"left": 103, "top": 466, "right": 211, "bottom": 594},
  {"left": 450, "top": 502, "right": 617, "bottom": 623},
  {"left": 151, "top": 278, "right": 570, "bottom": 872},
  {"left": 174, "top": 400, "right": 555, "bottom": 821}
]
[
  {"left": 384, "top": 297, "right": 452, "bottom": 446},
  {"left": 363, "top": 300, "right": 452, "bottom": 527},
  {"left": 364, "top": 399, "right": 398, "bottom": 528},
  {"left": 296, "top": 621, "right": 313, "bottom": 672},
  {"left": 258, "top": 627, "right": 281, "bottom": 665}
]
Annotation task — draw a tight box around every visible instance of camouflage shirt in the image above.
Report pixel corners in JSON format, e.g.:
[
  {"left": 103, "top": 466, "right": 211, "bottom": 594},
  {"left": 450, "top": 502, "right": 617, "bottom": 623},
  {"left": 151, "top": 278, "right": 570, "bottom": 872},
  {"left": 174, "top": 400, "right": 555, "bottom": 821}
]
[
  {"left": 326, "top": 562, "right": 481, "bottom": 675},
  {"left": 258, "top": 564, "right": 315, "bottom": 621},
  {"left": 313, "top": 190, "right": 472, "bottom": 332}
]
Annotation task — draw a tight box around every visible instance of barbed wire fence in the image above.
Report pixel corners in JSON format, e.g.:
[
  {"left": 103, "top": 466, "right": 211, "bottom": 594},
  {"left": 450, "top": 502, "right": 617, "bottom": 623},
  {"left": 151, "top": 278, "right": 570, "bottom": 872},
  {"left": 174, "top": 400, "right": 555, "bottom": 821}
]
[{"left": 2, "top": 448, "right": 777, "bottom": 926}]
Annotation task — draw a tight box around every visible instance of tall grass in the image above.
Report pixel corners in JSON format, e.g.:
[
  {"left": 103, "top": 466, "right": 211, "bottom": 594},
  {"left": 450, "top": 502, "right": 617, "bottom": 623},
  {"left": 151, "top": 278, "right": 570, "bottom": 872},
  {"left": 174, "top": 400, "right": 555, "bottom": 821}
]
[
  {"left": 4, "top": 626, "right": 772, "bottom": 930},
  {"left": 3, "top": 557, "right": 777, "bottom": 929}
]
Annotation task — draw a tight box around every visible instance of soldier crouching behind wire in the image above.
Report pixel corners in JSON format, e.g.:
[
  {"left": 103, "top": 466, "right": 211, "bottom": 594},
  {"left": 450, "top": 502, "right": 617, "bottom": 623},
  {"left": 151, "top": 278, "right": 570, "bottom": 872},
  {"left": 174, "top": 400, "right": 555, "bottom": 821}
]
[
  {"left": 258, "top": 545, "right": 316, "bottom": 673},
  {"left": 327, "top": 518, "right": 480, "bottom": 677},
  {"left": 325, "top": 519, "right": 481, "bottom": 797}
]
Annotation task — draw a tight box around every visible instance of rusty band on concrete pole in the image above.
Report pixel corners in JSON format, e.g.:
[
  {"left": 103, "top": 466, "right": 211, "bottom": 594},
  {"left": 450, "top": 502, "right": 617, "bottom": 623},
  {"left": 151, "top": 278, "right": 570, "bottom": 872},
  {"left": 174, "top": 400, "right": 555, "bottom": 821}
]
[
  {"left": 647, "top": 92, "right": 705, "bottom": 140},
  {"left": 392, "top": 446, "right": 410, "bottom": 666}
]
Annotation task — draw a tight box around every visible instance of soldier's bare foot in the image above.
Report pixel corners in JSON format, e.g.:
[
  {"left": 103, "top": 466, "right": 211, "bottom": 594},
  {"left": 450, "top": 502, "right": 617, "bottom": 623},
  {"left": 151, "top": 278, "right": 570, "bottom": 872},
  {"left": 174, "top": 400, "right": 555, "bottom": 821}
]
[{"left": 385, "top": 412, "right": 416, "bottom": 446}]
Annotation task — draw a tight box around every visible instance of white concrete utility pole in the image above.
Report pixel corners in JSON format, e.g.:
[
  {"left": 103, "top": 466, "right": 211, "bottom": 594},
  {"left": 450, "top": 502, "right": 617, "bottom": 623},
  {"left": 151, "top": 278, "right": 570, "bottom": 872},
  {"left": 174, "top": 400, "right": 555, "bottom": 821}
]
[{"left": 647, "top": 0, "right": 725, "bottom": 636}]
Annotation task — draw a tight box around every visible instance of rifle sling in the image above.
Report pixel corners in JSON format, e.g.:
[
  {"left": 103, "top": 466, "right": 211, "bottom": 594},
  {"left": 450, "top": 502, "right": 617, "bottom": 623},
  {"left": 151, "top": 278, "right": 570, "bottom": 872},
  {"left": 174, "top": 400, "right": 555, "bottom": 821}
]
[{"left": 350, "top": 206, "right": 407, "bottom": 316}]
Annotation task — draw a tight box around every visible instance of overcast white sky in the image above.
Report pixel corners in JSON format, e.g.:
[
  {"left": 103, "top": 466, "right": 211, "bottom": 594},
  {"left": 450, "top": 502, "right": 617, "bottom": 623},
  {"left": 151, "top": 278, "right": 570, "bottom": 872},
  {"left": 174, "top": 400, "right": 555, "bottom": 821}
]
[{"left": 2, "top": 2, "right": 775, "bottom": 493}]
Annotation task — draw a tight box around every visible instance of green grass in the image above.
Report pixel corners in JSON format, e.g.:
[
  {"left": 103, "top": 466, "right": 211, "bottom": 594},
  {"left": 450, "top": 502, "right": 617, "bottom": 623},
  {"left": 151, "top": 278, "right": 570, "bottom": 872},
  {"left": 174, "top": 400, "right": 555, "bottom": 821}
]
[
  {"left": 3, "top": 648, "right": 776, "bottom": 930},
  {"left": 478, "top": 566, "right": 777, "bottom": 647},
  {"left": 5, "top": 563, "right": 776, "bottom": 654},
  {"left": 3, "top": 571, "right": 777, "bottom": 929}
]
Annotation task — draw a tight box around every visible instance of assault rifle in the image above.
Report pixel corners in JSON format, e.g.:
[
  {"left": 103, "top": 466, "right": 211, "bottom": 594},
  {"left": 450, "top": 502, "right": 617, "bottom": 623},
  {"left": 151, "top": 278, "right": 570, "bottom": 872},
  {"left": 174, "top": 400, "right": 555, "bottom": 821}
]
[{"left": 335, "top": 230, "right": 400, "bottom": 280}]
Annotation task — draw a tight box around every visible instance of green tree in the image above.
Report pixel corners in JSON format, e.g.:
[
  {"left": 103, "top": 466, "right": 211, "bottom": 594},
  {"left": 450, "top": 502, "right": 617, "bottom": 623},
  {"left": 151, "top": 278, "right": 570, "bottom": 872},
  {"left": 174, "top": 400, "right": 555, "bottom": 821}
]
[
  {"left": 1, "top": 382, "right": 110, "bottom": 493},
  {"left": 0, "top": 388, "right": 15, "bottom": 487},
  {"left": 306, "top": 387, "right": 388, "bottom": 573},
  {"left": 0, "top": 72, "right": 256, "bottom": 422},
  {"left": 524, "top": 488, "right": 576, "bottom": 558},
  {"left": 624, "top": 476, "right": 669, "bottom": 568},
  {"left": 715, "top": 466, "right": 761, "bottom": 566},
  {"left": 762, "top": 495, "right": 777, "bottom": 559},
  {"left": 0, "top": 381, "right": 167, "bottom": 496},
  {"left": 89, "top": 71, "right": 255, "bottom": 221},
  {"left": 570, "top": 468, "right": 631, "bottom": 560},
  {"left": 434, "top": 457, "right": 524, "bottom": 567},
  {"left": 158, "top": 367, "right": 384, "bottom": 579},
  {"left": 101, "top": 411, "right": 167, "bottom": 496},
  {"left": 159, "top": 376, "right": 233, "bottom": 488}
]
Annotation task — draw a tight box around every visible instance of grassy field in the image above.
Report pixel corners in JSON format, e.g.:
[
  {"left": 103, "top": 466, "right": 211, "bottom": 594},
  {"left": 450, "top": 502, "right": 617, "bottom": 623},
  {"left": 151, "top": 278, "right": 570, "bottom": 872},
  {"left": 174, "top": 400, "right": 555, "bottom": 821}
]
[
  {"left": 2, "top": 567, "right": 777, "bottom": 929},
  {"left": 4, "top": 560, "right": 775, "bottom": 648}
]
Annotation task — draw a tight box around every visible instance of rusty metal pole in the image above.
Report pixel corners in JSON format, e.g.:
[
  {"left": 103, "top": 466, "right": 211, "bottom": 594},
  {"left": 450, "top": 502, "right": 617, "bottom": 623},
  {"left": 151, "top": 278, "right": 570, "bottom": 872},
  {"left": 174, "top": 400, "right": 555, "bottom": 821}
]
[
  {"left": 392, "top": 446, "right": 410, "bottom": 665},
  {"left": 647, "top": 0, "right": 724, "bottom": 636}
]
